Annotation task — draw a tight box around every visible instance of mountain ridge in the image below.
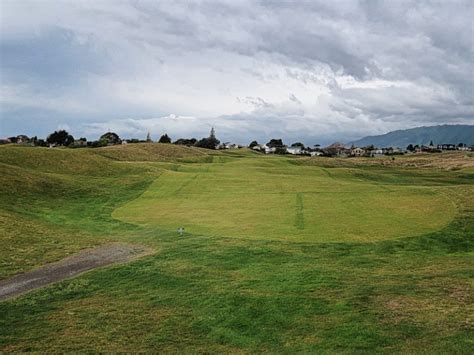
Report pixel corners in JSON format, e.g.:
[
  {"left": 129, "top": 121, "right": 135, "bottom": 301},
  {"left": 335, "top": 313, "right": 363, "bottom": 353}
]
[{"left": 349, "top": 124, "right": 474, "bottom": 148}]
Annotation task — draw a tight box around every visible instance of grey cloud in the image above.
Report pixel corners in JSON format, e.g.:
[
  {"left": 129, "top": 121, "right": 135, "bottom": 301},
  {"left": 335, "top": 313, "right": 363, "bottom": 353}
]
[{"left": 0, "top": 0, "right": 472, "bottom": 141}]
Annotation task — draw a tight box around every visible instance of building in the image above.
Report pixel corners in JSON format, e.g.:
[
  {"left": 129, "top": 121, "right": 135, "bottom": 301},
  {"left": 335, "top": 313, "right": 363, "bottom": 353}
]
[
  {"left": 14, "top": 135, "right": 29, "bottom": 144},
  {"left": 323, "top": 142, "right": 349, "bottom": 157},
  {"left": 73, "top": 138, "right": 87, "bottom": 147},
  {"left": 437, "top": 144, "right": 456, "bottom": 150},
  {"left": 262, "top": 145, "right": 277, "bottom": 154},
  {"left": 372, "top": 149, "right": 384, "bottom": 157},
  {"left": 286, "top": 146, "right": 303, "bottom": 155},
  {"left": 351, "top": 147, "right": 365, "bottom": 157}
]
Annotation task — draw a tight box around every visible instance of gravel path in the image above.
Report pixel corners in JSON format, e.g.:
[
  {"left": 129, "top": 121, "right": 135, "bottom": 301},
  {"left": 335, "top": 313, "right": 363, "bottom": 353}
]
[{"left": 0, "top": 243, "right": 153, "bottom": 301}]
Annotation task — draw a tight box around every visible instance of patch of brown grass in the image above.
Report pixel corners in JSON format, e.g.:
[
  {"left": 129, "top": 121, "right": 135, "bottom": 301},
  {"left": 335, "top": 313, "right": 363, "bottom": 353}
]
[
  {"left": 94, "top": 143, "right": 211, "bottom": 162},
  {"left": 300, "top": 151, "right": 474, "bottom": 170}
]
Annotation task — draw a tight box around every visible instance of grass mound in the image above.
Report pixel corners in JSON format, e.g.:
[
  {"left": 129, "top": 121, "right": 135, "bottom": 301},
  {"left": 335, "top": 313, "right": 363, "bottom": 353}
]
[{"left": 93, "top": 143, "right": 211, "bottom": 162}]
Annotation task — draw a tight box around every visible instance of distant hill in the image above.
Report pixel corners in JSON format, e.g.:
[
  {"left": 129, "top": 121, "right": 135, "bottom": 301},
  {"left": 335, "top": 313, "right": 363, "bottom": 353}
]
[{"left": 349, "top": 124, "right": 474, "bottom": 148}]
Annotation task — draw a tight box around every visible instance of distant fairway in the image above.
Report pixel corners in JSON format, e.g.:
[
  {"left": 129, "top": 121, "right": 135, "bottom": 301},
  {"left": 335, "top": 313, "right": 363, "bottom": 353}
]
[{"left": 113, "top": 156, "right": 456, "bottom": 242}]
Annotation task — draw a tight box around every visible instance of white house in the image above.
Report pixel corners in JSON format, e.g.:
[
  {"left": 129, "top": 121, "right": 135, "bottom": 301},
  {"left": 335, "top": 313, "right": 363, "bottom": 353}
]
[
  {"left": 310, "top": 151, "right": 323, "bottom": 157},
  {"left": 222, "top": 142, "right": 240, "bottom": 149},
  {"left": 286, "top": 146, "right": 303, "bottom": 155},
  {"left": 264, "top": 145, "right": 277, "bottom": 154},
  {"left": 372, "top": 149, "right": 384, "bottom": 157}
]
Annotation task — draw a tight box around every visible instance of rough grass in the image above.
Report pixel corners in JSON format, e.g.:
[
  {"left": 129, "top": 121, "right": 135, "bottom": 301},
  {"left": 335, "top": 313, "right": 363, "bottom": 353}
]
[
  {"left": 93, "top": 142, "right": 211, "bottom": 162},
  {"left": 0, "top": 145, "right": 473, "bottom": 353}
]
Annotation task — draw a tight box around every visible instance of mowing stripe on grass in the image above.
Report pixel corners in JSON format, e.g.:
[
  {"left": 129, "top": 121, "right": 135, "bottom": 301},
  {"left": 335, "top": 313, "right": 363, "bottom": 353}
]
[
  {"left": 295, "top": 193, "right": 305, "bottom": 230},
  {"left": 173, "top": 174, "right": 198, "bottom": 195}
]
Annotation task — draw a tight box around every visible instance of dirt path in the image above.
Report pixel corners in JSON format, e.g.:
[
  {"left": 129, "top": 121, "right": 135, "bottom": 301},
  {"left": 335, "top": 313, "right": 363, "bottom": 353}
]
[{"left": 0, "top": 243, "right": 153, "bottom": 301}]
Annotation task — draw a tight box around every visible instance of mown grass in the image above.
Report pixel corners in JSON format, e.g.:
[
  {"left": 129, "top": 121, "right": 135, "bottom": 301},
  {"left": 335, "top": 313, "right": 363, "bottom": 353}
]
[
  {"left": 0, "top": 145, "right": 473, "bottom": 352},
  {"left": 113, "top": 155, "right": 457, "bottom": 242}
]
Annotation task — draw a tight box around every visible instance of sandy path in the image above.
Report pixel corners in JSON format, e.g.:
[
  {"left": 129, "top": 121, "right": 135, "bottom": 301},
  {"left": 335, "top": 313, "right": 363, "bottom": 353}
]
[{"left": 0, "top": 243, "right": 153, "bottom": 301}]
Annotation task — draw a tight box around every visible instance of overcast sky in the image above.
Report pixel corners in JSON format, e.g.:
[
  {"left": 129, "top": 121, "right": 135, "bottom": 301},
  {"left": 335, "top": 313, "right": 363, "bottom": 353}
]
[{"left": 1, "top": 0, "right": 473, "bottom": 145}]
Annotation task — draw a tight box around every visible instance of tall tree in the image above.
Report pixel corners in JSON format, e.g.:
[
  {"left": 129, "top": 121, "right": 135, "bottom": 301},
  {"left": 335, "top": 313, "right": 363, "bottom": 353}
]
[
  {"left": 267, "top": 139, "right": 283, "bottom": 147},
  {"left": 46, "top": 130, "right": 74, "bottom": 146},
  {"left": 195, "top": 128, "right": 220, "bottom": 150},
  {"left": 99, "top": 132, "right": 121, "bottom": 145},
  {"left": 159, "top": 134, "right": 172, "bottom": 143}
]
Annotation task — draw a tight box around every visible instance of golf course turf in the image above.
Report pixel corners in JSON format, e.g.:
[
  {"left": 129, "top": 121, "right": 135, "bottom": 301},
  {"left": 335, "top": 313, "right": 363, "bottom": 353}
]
[{"left": 0, "top": 144, "right": 473, "bottom": 352}]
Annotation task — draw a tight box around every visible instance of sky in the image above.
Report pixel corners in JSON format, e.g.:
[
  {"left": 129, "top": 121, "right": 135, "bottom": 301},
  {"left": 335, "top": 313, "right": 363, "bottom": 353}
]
[{"left": 0, "top": 0, "right": 473, "bottom": 145}]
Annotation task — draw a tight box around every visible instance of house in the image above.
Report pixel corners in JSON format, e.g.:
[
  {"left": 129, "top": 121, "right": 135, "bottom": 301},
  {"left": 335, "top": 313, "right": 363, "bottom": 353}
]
[
  {"left": 351, "top": 147, "right": 365, "bottom": 157},
  {"left": 11, "top": 135, "right": 29, "bottom": 144},
  {"left": 457, "top": 143, "right": 470, "bottom": 151},
  {"left": 310, "top": 151, "right": 324, "bottom": 157},
  {"left": 220, "top": 142, "right": 240, "bottom": 149},
  {"left": 264, "top": 145, "right": 277, "bottom": 154},
  {"left": 383, "top": 147, "right": 402, "bottom": 155},
  {"left": 286, "top": 146, "right": 303, "bottom": 155},
  {"left": 372, "top": 148, "right": 384, "bottom": 156},
  {"left": 73, "top": 138, "right": 87, "bottom": 147},
  {"left": 323, "top": 142, "right": 349, "bottom": 157},
  {"left": 437, "top": 144, "right": 456, "bottom": 150}
]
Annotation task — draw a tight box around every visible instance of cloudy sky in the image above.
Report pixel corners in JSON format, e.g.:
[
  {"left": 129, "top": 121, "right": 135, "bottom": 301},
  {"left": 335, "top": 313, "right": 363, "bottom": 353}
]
[{"left": 1, "top": 0, "right": 473, "bottom": 144}]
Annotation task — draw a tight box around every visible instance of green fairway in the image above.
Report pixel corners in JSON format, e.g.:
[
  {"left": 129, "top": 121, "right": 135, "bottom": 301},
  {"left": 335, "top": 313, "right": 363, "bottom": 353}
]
[
  {"left": 113, "top": 157, "right": 456, "bottom": 242},
  {"left": 0, "top": 145, "right": 473, "bottom": 353}
]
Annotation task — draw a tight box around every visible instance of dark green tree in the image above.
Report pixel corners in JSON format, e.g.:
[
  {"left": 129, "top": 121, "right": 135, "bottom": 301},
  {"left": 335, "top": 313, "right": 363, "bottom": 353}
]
[
  {"left": 174, "top": 138, "right": 197, "bottom": 146},
  {"left": 267, "top": 138, "right": 283, "bottom": 147},
  {"left": 99, "top": 132, "right": 121, "bottom": 145},
  {"left": 195, "top": 128, "right": 220, "bottom": 150},
  {"left": 102, "top": 133, "right": 118, "bottom": 145},
  {"left": 249, "top": 140, "right": 259, "bottom": 148},
  {"left": 46, "top": 130, "right": 74, "bottom": 146},
  {"left": 159, "top": 134, "right": 172, "bottom": 143}
]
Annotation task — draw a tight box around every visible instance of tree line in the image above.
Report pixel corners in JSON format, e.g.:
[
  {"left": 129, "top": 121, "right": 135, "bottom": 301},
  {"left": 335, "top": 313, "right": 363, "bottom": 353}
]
[{"left": 5, "top": 128, "right": 222, "bottom": 150}]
